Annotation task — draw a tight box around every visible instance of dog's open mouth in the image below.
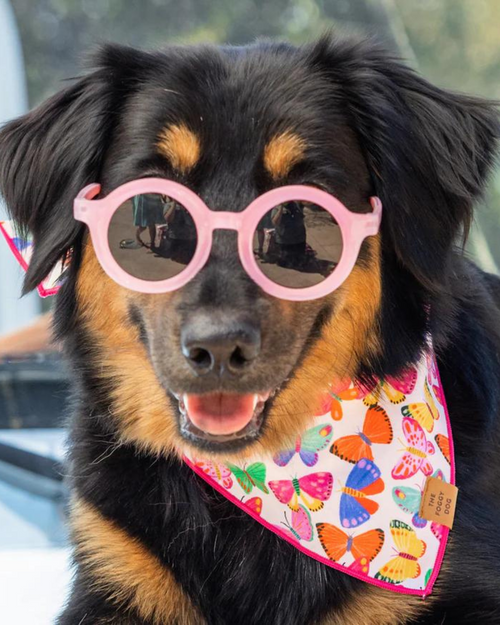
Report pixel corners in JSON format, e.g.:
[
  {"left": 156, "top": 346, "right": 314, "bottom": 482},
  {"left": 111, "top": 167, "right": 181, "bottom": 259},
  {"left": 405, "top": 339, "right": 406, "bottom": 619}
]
[{"left": 173, "top": 390, "right": 274, "bottom": 445}]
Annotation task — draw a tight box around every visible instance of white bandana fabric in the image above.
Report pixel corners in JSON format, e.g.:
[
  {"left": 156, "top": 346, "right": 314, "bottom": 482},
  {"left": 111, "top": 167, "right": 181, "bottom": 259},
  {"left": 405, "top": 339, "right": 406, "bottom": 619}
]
[{"left": 183, "top": 348, "right": 454, "bottom": 597}]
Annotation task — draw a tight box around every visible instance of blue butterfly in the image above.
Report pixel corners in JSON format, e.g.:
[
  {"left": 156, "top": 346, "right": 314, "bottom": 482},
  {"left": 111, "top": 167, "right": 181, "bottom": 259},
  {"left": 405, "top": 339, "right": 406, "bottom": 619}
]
[
  {"left": 392, "top": 469, "right": 445, "bottom": 528},
  {"left": 340, "top": 458, "right": 385, "bottom": 529},
  {"left": 273, "top": 423, "right": 333, "bottom": 467},
  {"left": 12, "top": 236, "right": 31, "bottom": 252}
]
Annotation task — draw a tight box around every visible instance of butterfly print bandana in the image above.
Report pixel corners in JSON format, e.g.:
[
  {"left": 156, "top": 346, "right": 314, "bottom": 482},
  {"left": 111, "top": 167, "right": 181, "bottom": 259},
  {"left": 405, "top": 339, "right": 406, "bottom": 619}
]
[
  {"left": 183, "top": 346, "right": 455, "bottom": 597},
  {"left": 0, "top": 220, "right": 68, "bottom": 297}
]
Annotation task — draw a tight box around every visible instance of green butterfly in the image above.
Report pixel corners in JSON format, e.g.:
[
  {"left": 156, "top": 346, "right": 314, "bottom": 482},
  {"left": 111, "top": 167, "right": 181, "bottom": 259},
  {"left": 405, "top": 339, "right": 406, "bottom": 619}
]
[{"left": 226, "top": 462, "right": 269, "bottom": 494}]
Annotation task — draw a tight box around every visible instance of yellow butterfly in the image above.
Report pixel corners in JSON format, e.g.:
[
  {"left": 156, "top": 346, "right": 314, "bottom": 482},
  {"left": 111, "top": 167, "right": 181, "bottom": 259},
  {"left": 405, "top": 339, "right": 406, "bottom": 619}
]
[
  {"left": 360, "top": 369, "right": 418, "bottom": 407},
  {"left": 375, "top": 520, "right": 426, "bottom": 584},
  {"left": 401, "top": 380, "right": 439, "bottom": 433}
]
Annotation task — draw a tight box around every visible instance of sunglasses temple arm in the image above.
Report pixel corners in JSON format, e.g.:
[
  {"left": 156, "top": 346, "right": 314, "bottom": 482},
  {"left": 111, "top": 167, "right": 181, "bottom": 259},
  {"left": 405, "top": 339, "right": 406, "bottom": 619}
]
[
  {"left": 366, "top": 196, "right": 383, "bottom": 235},
  {"left": 74, "top": 183, "right": 102, "bottom": 222}
]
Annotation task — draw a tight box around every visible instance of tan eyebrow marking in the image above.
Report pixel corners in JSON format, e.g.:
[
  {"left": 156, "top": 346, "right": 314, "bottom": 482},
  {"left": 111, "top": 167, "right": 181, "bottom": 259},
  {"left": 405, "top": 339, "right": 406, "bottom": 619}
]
[
  {"left": 263, "top": 131, "right": 307, "bottom": 180},
  {"left": 157, "top": 123, "right": 201, "bottom": 174}
]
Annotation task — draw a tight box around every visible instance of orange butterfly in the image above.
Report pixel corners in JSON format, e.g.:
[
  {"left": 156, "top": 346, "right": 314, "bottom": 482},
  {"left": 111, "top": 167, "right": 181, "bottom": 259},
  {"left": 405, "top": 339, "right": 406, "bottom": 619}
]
[
  {"left": 435, "top": 433, "right": 451, "bottom": 464},
  {"left": 316, "top": 379, "right": 361, "bottom": 421},
  {"left": 316, "top": 523, "right": 384, "bottom": 572},
  {"left": 330, "top": 406, "right": 393, "bottom": 463}
]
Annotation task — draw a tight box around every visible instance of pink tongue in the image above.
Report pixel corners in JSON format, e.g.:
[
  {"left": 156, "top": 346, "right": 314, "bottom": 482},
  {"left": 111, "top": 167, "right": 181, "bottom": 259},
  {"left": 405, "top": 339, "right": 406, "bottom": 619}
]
[{"left": 185, "top": 393, "right": 256, "bottom": 435}]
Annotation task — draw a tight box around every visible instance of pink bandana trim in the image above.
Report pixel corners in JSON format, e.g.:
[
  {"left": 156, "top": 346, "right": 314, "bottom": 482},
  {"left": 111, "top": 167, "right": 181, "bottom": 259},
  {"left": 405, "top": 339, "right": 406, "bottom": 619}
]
[{"left": 183, "top": 347, "right": 454, "bottom": 597}]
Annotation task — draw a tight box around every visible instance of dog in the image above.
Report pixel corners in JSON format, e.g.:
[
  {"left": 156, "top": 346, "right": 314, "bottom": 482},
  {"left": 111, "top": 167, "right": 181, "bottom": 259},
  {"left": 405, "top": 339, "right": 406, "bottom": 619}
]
[{"left": 1, "top": 34, "right": 500, "bottom": 624}]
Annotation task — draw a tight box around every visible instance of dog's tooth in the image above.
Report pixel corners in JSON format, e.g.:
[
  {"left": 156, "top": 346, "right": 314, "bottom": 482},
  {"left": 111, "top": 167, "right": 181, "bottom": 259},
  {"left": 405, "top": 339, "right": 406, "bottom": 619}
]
[{"left": 257, "top": 390, "right": 271, "bottom": 402}]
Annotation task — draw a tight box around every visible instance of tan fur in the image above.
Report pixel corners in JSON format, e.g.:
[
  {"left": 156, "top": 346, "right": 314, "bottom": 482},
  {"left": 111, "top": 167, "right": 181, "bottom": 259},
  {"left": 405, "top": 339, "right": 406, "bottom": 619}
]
[
  {"left": 71, "top": 498, "right": 204, "bottom": 625},
  {"left": 321, "top": 584, "right": 429, "bottom": 625},
  {"left": 76, "top": 243, "right": 181, "bottom": 457},
  {"left": 157, "top": 124, "right": 201, "bottom": 173},
  {"left": 263, "top": 131, "right": 306, "bottom": 179}
]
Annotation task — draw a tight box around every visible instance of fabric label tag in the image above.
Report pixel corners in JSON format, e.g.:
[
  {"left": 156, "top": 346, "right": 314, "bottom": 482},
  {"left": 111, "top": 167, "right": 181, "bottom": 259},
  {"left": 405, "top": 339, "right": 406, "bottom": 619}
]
[{"left": 419, "top": 476, "right": 458, "bottom": 529}]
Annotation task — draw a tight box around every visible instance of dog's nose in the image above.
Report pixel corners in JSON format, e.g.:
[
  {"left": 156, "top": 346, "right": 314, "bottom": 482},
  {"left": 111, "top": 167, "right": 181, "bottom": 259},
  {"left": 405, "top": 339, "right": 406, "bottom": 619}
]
[{"left": 181, "top": 313, "right": 261, "bottom": 377}]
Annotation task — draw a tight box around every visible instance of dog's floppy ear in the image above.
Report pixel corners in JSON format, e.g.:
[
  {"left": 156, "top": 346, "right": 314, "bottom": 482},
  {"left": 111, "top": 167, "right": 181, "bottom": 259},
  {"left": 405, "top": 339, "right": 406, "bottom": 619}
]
[
  {"left": 0, "top": 44, "right": 156, "bottom": 294},
  {"left": 311, "top": 36, "right": 499, "bottom": 289}
]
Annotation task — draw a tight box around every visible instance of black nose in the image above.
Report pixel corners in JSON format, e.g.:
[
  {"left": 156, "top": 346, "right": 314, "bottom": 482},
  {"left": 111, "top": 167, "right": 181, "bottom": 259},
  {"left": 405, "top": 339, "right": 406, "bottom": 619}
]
[{"left": 181, "top": 312, "right": 261, "bottom": 377}]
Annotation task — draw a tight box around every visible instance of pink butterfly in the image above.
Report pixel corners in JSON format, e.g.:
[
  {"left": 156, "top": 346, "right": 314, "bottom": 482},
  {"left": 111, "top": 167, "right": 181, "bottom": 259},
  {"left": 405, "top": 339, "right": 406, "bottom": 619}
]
[
  {"left": 244, "top": 497, "right": 263, "bottom": 516},
  {"left": 357, "top": 368, "right": 418, "bottom": 407},
  {"left": 391, "top": 417, "right": 435, "bottom": 480},
  {"left": 269, "top": 472, "right": 333, "bottom": 512},
  {"left": 426, "top": 352, "right": 438, "bottom": 379},
  {"left": 426, "top": 352, "right": 445, "bottom": 406},
  {"left": 278, "top": 505, "right": 314, "bottom": 542},
  {"left": 431, "top": 522, "right": 445, "bottom": 542},
  {"left": 194, "top": 459, "right": 233, "bottom": 489},
  {"left": 349, "top": 556, "right": 372, "bottom": 576}
]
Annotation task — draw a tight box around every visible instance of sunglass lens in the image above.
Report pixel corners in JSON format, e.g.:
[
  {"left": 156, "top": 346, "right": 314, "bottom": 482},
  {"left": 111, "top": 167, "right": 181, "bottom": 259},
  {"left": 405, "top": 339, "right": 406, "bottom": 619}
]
[
  {"left": 108, "top": 193, "right": 197, "bottom": 281},
  {"left": 252, "top": 201, "right": 343, "bottom": 288}
]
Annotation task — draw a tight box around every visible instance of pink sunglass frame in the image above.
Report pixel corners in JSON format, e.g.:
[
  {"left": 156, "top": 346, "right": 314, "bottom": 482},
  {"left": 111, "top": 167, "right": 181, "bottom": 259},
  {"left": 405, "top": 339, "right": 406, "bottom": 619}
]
[{"left": 74, "top": 178, "right": 382, "bottom": 301}]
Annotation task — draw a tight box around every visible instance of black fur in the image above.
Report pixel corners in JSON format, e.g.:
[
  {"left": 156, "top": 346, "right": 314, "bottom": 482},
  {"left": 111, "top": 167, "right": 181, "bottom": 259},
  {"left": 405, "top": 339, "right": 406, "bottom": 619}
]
[{"left": 1, "top": 34, "right": 500, "bottom": 624}]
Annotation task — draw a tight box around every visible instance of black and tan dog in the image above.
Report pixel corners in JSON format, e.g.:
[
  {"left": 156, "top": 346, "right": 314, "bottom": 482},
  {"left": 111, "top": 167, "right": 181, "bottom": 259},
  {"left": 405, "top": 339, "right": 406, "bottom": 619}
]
[{"left": 1, "top": 34, "right": 500, "bottom": 624}]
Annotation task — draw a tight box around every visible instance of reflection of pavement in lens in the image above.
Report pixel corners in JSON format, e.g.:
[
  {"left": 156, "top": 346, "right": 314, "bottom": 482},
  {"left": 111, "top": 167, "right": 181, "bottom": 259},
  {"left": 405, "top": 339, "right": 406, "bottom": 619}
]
[
  {"left": 253, "top": 209, "right": 343, "bottom": 288},
  {"left": 304, "top": 209, "right": 343, "bottom": 265},
  {"left": 254, "top": 256, "right": 324, "bottom": 287},
  {"left": 108, "top": 200, "right": 192, "bottom": 282}
]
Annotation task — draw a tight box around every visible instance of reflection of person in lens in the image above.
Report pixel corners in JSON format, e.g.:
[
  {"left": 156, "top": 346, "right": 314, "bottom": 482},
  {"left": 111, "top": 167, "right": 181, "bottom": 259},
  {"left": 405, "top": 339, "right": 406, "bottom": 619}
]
[
  {"left": 159, "top": 199, "right": 197, "bottom": 265},
  {"left": 255, "top": 211, "right": 274, "bottom": 259},
  {"left": 133, "top": 194, "right": 166, "bottom": 248},
  {"left": 271, "top": 202, "right": 306, "bottom": 268}
]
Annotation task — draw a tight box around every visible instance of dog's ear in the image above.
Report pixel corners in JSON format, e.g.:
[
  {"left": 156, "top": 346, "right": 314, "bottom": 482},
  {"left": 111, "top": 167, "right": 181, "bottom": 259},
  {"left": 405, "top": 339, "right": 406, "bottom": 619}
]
[
  {"left": 310, "top": 37, "right": 499, "bottom": 289},
  {"left": 0, "top": 44, "right": 156, "bottom": 293}
]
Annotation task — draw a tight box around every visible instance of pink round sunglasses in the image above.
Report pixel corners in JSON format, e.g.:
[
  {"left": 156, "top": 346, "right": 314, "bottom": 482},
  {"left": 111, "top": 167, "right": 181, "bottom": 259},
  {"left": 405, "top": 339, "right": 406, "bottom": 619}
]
[{"left": 73, "top": 178, "right": 382, "bottom": 301}]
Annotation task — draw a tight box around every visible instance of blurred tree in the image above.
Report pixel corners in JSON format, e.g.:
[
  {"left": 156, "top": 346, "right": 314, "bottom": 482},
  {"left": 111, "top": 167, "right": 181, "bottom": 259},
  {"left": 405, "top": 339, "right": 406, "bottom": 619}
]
[
  {"left": 8, "top": 0, "right": 500, "bottom": 269},
  {"left": 394, "top": 0, "right": 500, "bottom": 271}
]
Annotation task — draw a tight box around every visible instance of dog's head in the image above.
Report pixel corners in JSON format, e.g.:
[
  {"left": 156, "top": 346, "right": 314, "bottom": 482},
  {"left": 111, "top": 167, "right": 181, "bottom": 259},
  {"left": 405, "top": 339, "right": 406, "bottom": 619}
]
[{"left": 0, "top": 36, "right": 497, "bottom": 460}]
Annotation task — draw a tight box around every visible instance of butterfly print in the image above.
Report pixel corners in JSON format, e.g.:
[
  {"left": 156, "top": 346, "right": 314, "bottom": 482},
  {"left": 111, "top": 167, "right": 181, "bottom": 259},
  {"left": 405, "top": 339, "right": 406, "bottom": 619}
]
[
  {"left": 331, "top": 406, "right": 393, "bottom": 464},
  {"left": 194, "top": 459, "right": 232, "bottom": 489},
  {"left": 273, "top": 423, "right": 333, "bottom": 467},
  {"left": 348, "top": 555, "right": 372, "bottom": 576},
  {"left": 358, "top": 368, "right": 418, "bottom": 407},
  {"left": 375, "top": 520, "right": 427, "bottom": 584},
  {"left": 425, "top": 352, "right": 446, "bottom": 407},
  {"left": 431, "top": 521, "right": 445, "bottom": 542},
  {"left": 402, "top": 380, "right": 440, "bottom": 433},
  {"left": 426, "top": 352, "right": 439, "bottom": 384},
  {"left": 316, "top": 522, "right": 384, "bottom": 573},
  {"left": 269, "top": 472, "right": 333, "bottom": 512},
  {"left": 392, "top": 417, "right": 435, "bottom": 480},
  {"left": 226, "top": 462, "right": 269, "bottom": 494},
  {"left": 279, "top": 505, "right": 314, "bottom": 542},
  {"left": 392, "top": 469, "right": 445, "bottom": 528},
  {"left": 340, "top": 459, "right": 385, "bottom": 528},
  {"left": 184, "top": 346, "right": 452, "bottom": 596},
  {"left": 316, "top": 379, "right": 361, "bottom": 421},
  {"left": 435, "top": 433, "right": 451, "bottom": 464},
  {"left": 244, "top": 497, "right": 263, "bottom": 516}
]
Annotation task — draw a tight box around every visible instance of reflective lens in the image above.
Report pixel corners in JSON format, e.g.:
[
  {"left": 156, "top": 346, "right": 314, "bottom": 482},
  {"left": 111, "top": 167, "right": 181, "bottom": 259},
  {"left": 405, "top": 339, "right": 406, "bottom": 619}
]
[
  {"left": 252, "top": 201, "right": 343, "bottom": 288},
  {"left": 108, "top": 193, "right": 197, "bottom": 281}
]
